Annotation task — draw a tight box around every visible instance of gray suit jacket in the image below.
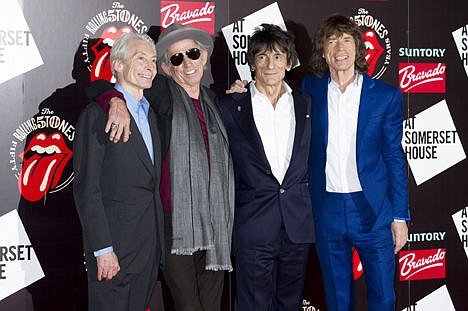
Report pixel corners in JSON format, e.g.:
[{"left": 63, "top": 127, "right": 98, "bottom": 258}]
[{"left": 73, "top": 102, "right": 164, "bottom": 276}]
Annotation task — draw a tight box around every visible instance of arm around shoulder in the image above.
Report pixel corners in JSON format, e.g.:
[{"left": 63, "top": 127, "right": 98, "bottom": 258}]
[{"left": 85, "top": 79, "right": 115, "bottom": 103}]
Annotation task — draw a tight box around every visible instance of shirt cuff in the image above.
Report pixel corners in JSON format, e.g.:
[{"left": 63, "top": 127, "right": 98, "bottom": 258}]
[
  {"left": 94, "top": 246, "right": 113, "bottom": 257},
  {"left": 393, "top": 218, "right": 407, "bottom": 222},
  {"left": 97, "top": 89, "right": 125, "bottom": 114}
]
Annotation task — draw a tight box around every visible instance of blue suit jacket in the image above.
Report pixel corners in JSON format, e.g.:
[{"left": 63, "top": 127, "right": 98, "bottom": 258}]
[
  {"left": 218, "top": 87, "right": 315, "bottom": 248},
  {"left": 302, "top": 73, "right": 409, "bottom": 223}
]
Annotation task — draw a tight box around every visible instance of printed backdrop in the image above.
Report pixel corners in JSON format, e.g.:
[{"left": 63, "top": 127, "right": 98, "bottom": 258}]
[{"left": 0, "top": 0, "right": 466, "bottom": 310}]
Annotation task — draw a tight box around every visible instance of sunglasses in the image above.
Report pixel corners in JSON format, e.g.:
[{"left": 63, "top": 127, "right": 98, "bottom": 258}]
[{"left": 169, "top": 48, "right": 201, "bottom": 66}]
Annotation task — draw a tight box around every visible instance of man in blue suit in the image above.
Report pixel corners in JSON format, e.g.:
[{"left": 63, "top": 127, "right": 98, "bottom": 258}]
[
  {"left": 302, "top": 14, "right": 410, "bottom": 311},
  {"left": 219, "top": 24, "right": 315, "bottom": 310}
]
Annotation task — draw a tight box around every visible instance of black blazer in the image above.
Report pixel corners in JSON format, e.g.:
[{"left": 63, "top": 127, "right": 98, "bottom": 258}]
[
  {"left": 73, "top": 102, "right": 164, "bottom": 275},
  {"left": 218, "top": 86, "right": 315, "bottom": 248}
]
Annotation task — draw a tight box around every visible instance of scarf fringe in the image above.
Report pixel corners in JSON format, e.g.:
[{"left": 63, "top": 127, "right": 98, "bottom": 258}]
[
  {"left": 205, "top": 264, "right": 233, "bottom": 272},
  {"left": 171, "top": 244, "right": 215, "bottom": 256}
]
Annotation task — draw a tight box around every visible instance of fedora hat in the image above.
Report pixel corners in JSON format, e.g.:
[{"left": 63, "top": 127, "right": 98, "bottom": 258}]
[{"left": 155, "top": 23, "right": 213, "bottom": 58}]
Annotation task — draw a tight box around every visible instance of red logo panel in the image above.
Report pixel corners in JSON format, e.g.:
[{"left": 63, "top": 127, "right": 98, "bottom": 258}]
[
  {"left": 399, "top": 248, "right": 446, "bottom": 281},
  {"left": 160, "top": 1, "right": 215, "bottom": 34},
  {"left": 352, "top": 247, "right": 364, "bottom": 280},
  {"left": 363, "top": 30, "right": 384, "bottom": 77},
  {"left": 91, "top": 26, "right": 133, "bottom": 82},
  {"left": 399, "top": 62, "right": 446, "bottom": 93},
  {"left": 18, "top": 132, "right": 73, "bottom": 202}
]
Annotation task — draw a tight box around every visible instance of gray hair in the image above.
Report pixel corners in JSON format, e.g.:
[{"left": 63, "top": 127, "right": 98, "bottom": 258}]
[
  {"left": 110, "top": 32, "right": 156, "bottom": 78},
  {"left": 158, "top": 39, "right": 209, "bottom": 66}
]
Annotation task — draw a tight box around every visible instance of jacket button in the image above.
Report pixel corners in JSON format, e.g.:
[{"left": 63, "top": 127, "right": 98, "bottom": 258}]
[
  {"left": 279, "top": 188, "right": 285, "bottom": 194},
  {"left": 265, "top": 169, "right": 271, "bottom": 175}
]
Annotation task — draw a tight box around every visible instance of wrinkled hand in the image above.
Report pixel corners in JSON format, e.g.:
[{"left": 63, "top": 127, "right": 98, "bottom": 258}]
[
  {"left": 225, "top": 79, "right": 248, "bottom": 94},
  {"left": 105, "top": 97, "right": 131, "bottom": 143},
  {"left": 391, "top": 221, "right": 408, "bottom": 254},
  {"left": 96, "top": 251, "right": 120, "bottom": 281}
]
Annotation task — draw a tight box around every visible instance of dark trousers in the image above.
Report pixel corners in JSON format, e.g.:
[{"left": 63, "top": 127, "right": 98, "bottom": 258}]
[
  {"left": 315, "top": 192, "right": 395, "bottom": 311},
  {"left": 235, "top": 229, "right": 311, "bottom": 311},
  {"left": 87, "top": 250, "right": 158, "bottom": 311},
  {"left": 163, "top": 212, "right": 225, "bottom": 311}
]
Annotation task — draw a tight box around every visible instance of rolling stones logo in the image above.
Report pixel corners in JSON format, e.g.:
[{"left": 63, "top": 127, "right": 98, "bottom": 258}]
[
  {"left": 363, "top": 30, "right": 384, "bottom": 76},
  {"left": 90, "top": 26, "right": 133, "bottom": 82},
  {"left": 10, "top": 110, "right": 75, "bottom": 202},
  {"left": 352, "top": 8, "right": 392, "bottom": 79},
  {"left": 81, "top": 2, "right": 148, "bottom": 83},
  {"left": 18, "top": 132, "right": 73, "bottom": 202},
  {"left": 352, "top": 246, "right": 364, "bottom": 280}
]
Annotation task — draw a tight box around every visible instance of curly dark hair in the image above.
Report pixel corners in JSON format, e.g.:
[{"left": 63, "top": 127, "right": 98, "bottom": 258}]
[
  {"left": 310, "top": 13, "right": 368, "bottom": 77},
  {"left": 247, "top": 23, "right": 298, "bottom": 70}
]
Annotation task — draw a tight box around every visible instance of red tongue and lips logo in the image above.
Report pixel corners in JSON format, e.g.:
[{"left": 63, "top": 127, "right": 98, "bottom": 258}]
[
  {"left": 18, "top": 132, "right": 72, "bottom": 202},
  {"left": 352, "top": 246, "right": 364, "bottom": 280},
  {"left": 363, "top": 30, "right": 383, "bottom": 76},
  {"left": 90, "top": 26, "right": 133, "bottom": 82}
]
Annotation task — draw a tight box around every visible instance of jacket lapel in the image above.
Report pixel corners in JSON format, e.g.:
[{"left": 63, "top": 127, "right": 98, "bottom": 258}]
[
  {"left": 230, "top": 90, "right": 270, "bottom": 168},
  {"left": 288, "top": 90, "right": 308, "bottom": 164},
  {"left": 128, "top": 115, "right": 155, "bottom": 176},
  {"left": 356, "top": 74, "right": 376, "bottom": 152},
  {"left": 281, "top": 89, "right": 310, "bottom": 185},
  {"left": 319, "top": 74, "right": 330, "bottom": 148},
  {"left": 148, "top": 109, "right": 160, "bottom": 175}
]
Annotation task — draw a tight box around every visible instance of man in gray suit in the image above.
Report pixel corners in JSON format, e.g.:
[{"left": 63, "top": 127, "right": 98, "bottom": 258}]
[{"left": 73, "top": 32, "right": 164, "bottom": 311}]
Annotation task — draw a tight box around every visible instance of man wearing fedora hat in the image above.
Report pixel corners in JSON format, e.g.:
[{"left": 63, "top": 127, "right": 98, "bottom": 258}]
[{"left": 87, "top": 24, "right": 234, "bottom": 311}]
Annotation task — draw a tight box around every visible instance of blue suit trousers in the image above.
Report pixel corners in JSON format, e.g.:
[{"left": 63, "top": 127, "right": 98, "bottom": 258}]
[{"left": 315, "top": 192, "right": 395, "bottom": 311}]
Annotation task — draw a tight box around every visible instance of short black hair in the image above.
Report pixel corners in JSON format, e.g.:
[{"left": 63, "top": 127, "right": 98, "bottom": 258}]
[{"left": 247, "top": 23, "right": 298, "bottom": 69}]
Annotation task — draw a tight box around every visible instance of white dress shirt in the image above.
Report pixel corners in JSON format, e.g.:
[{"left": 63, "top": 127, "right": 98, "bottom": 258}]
[
  {"left": 251, "top": 81, "right": 295, "bottom": 185},
  {"left": 325, "top": 73, "right": 363, "bottom": 193}
]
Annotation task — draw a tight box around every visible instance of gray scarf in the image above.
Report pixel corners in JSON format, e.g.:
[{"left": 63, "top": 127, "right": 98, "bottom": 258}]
[{"left": 169, "top": 79, "right": 234, "bottom": 271}]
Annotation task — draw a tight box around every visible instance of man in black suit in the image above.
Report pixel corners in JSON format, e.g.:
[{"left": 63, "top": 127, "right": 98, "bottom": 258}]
[
  {"left": 219, "top": 24, "right": 315, "bottom": 310},
  {"left": 73, "top": 32, "right": 164, "bottom": 311}
]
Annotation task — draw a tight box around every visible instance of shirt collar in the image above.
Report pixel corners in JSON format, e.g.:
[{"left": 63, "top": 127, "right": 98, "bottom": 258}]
[
  {"left": 115, "top": 83, "right": 149, "bottom": 115},
  {"left": 250, "top": 80, "right": 292, "bottom": 100},
  {"left": 329, "top": 72, "right": 362, "bottom": 91}
]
